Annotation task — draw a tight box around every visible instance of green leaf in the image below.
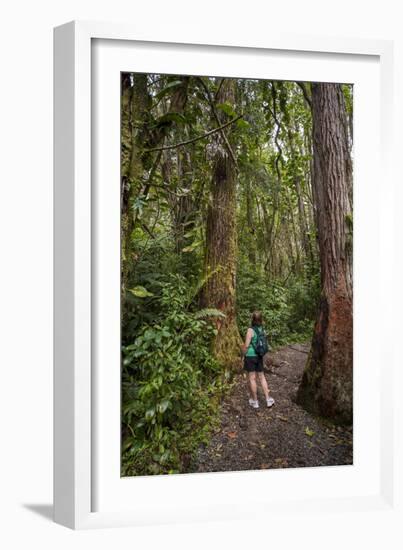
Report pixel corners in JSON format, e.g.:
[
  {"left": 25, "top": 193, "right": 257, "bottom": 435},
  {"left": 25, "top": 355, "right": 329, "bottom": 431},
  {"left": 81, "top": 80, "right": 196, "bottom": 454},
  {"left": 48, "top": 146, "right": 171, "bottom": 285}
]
[
  {"left": 216, "top": 102, "right": 237, "bottom": 118},
  {"left": 236, "top": 118, "right": 249, "bottom": 129},
  {"left": 122, "top": 437, "right": 134, "bottom": 452},
  {"left": 156, "top": 80, "right": 184, "bottom": 99},
  {"left": 157, "top": 400, "right": 170, "bottom": 414},
  {"left": 128, "top": 286, "right": 154, "bottom": 298},
  {"left": 305, "top": 427, "right": 314, "bottom": 437},
  {"left": 182, "top": 240, "right": 203, "bottom": 253},
  {"left": 194, "top": 308, "right": 226, "bottom": 320},
  {"left": 154, "top": 112, "right": 187, "bottom": 126},
  {"left": 145, "top": 408, "right": 156, "bottom": 421}
]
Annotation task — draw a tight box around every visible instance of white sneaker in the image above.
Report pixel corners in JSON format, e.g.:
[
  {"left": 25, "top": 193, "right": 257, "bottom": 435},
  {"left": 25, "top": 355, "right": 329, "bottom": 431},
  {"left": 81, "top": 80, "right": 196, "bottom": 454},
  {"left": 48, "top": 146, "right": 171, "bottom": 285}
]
[
  {"left": 266, "top": 397, "right": 275, "bottom": 408},
  {"left": 249, "top": 398, "right": 259, "bottom": 409}
]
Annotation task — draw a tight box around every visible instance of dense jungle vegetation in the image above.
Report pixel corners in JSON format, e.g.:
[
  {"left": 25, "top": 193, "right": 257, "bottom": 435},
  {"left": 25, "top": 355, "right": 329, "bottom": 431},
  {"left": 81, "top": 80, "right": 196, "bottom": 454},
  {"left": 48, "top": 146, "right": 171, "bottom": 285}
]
[{"left": 120, "top": 74, "right": 353, "bottom": 476}]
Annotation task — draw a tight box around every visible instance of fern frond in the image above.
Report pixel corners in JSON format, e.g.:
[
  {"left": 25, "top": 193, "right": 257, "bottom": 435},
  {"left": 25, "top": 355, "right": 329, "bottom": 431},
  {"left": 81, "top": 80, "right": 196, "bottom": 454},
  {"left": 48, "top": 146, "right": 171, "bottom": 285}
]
[
  {"left": 186, "top": 266, "right": 221, "bottom": 306},
  {"left": 194, "top": 308, "right": 226, "bottom": 320}
]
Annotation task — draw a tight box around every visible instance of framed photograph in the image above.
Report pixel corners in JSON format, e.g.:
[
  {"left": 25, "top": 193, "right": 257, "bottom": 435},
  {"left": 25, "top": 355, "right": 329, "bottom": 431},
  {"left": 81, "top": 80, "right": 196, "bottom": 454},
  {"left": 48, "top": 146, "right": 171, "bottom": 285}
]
[{"left": 54, "top": 21, "right": 395, "bottom": 529}]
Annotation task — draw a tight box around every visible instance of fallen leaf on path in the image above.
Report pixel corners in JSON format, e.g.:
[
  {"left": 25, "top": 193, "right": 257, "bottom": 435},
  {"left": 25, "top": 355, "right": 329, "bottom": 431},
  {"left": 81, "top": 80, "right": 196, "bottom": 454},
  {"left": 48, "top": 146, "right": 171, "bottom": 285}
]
[
  {"left": 274, "top": 458, "right": 288, "bottom": 467},
  {"left": 227, "top": 431, "right": 238, "bottom": 439},
  {"left": 331, "top": 439, "right": 345, "bottom": 446},
  {"left": 305, "top": 427, "right": 315, "bottom": 437},
  {"left": 276, "top": 415, "right": 288, "bottom": 422},
  {"left": 260, "top": 463, "right": 270, "bottom": 469}
]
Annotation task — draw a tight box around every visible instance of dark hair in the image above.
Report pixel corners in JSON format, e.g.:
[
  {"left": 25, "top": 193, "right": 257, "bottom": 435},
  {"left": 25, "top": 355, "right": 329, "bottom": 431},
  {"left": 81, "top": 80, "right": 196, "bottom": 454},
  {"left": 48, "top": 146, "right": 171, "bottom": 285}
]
[{"left": 251, "top": 310, "right": 263, "bottom": 326}]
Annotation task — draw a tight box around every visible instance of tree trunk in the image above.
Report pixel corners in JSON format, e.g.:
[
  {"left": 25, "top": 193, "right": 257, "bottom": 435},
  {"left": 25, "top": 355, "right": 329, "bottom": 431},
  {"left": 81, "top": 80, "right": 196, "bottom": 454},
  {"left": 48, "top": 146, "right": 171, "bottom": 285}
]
[
  {"left": 121, "top": 73, "right": 149, "bottom": 298},
  {"left": 287, "top": 127, "right": 315, "bottom": 267},
  {"left": 169, "top": 79, "right": 195, "bottom": 255},
  {"left": 297, "top": 83, "right": 353, "bottom": 424},
  {"left": 201, "top": 79, "right": 242, "bottom": 369},
  {"left": 245, "top": 179, "right": 256, "bottom": 264},
  {"left": 174, "top": 148, "right": 195, "bottom": 253},
  {"left": 122, "top": 75, "right": 191, "bottom": 293}
]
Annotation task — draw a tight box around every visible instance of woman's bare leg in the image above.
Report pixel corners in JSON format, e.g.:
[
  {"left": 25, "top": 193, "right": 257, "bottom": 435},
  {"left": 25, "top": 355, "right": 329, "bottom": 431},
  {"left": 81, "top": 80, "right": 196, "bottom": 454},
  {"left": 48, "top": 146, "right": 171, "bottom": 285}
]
[
  {"left": 258, "top": 372, "right": 270, "bottom": 400},
  {"left": 248, "top": 372, "right": 258, "bottom": 401}
]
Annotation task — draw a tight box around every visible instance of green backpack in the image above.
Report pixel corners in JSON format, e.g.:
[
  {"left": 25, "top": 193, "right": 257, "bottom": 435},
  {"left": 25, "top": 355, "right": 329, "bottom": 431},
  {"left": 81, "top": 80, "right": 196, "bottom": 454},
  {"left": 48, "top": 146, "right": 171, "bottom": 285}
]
[{"left": 251, "top": 326, "right": 270, "bottom": 357}]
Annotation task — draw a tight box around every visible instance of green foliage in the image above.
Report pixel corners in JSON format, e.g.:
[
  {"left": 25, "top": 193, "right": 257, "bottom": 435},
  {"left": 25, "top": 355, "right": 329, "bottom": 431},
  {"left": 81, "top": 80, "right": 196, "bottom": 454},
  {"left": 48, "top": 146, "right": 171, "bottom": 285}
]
[
  {"left": 155, "top": 80, "right": 184, "bottom": 99},
  {"left": 194, "top": 308, "right": 226, "bottom": 320},
  {"left": 153, "top": 112, "right": 188, "bottom": 127},
  {"left": 236, "top": 259, "right": 320, "bottom": 347},
  {"left": 216, "top": 102, "right": 237, "bottom": 118},
  {"left": 128, "top": 286, "right": 154, "bottom": 298},
  {"left": 121, "top": 73, "right": 352, "bottom": 474},
  {"left": 121, "top": 274, "right": 226, "bottom": 476},
  {"left": 305, "top": 426, "right": 315, "bottom": 437}
]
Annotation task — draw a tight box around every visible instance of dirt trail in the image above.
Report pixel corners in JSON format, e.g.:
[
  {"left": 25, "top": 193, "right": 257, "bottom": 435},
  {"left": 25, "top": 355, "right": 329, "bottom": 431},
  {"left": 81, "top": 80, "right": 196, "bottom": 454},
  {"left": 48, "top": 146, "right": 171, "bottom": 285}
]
[{"left": 191, "top": 343, "right": 353, "bottom": 473}]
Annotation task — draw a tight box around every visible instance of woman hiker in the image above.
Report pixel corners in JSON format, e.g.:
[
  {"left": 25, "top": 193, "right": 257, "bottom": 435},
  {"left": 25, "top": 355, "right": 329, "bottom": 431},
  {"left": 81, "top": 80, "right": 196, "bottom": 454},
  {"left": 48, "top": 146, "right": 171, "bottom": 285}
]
[{"left": 242, "top": 311, "right": 275, "bottom": 409}]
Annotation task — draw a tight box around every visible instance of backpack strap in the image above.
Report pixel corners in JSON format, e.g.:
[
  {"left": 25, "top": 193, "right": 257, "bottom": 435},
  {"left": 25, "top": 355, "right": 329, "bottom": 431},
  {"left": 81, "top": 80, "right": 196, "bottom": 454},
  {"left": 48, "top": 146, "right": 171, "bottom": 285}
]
[{"left": 250, "top": 326, "right": 260, "bottom": 354}]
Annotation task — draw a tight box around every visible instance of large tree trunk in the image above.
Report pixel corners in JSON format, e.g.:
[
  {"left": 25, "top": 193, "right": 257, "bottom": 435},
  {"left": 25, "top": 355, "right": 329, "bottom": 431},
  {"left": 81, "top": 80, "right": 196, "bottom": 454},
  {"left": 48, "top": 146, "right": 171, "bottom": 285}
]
[
  {"left": 121, "top": 75, "right": 191, "bottom": 294},
  {"left": 297, "top": 83, "right": 353, "bottom": 424},
  {"left": 201, "top": 79, "right": 242, "bottom": 369},
  {"left": 121, "top": 73, "right": 149, "bottom": 299}
]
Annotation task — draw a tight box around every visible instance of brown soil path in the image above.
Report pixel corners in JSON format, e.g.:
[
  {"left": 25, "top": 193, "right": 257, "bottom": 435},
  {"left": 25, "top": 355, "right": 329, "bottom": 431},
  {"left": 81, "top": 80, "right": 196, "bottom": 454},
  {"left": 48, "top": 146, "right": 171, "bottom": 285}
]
[{"left": 191, "top": 343, "right": 353, "bottom": 473}]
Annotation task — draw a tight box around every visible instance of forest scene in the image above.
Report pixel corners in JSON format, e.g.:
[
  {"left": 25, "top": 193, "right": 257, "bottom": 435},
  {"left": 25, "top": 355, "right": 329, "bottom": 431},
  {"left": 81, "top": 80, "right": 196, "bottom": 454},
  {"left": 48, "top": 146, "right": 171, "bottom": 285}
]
[{"left": 121, "top": 73, "right": 353, "bottom": 477}]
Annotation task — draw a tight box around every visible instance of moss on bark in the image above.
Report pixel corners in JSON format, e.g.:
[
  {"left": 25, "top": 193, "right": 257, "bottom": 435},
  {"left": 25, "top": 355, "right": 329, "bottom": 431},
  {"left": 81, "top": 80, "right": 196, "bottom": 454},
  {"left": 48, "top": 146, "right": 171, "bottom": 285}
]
[{"left": 200, "top": 79, "right": 242, "bottom": 370}]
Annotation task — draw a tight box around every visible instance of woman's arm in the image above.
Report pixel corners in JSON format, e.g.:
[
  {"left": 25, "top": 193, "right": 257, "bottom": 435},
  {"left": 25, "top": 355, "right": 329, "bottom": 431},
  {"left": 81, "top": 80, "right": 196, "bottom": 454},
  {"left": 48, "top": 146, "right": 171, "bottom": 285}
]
[{"left": 242, "top": 328, "right": 254, "bottom": 354}]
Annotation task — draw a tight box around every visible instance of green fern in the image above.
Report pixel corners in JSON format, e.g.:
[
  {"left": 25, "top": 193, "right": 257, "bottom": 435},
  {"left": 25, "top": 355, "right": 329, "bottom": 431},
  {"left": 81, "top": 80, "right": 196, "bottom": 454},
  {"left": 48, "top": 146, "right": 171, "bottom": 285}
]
[
  {"left": 185, "top": 266, "right": 221, "bottom": 306},
  {"left": 194, "top": 308, "right": 226, "bottom": 320}
]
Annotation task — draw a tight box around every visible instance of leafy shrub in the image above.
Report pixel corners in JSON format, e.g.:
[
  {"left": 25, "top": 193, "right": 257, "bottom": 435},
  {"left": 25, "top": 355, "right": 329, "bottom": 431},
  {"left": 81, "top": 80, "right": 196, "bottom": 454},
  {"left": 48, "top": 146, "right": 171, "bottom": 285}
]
[
  {"left": 121, "top": 274, "right": 226, "bottom": 476},
  {"left": 236, "top": 261, "right": 320, "bottom": 347},
  {"left": 122, "top": 235, "right": 203, "bottom": 344}
]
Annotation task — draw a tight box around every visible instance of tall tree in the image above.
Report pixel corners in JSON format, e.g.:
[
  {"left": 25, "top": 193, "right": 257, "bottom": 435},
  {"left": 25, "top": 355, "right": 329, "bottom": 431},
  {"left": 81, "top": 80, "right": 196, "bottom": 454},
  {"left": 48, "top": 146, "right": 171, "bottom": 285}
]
[
  {"left": 168, "top": 78, "right": 194, "bottom": 254},
  {"left": 297, "top": 83, "right": 353, "bottom": 423},
  {"left": 201, "top": 78, "right": 242, "bottom": 368},
  {"left": 121, "top": 73, "right": 149, "bottom": 299},
  {"left": 121, "top": 75, "right": 192, "bottom": 294}
]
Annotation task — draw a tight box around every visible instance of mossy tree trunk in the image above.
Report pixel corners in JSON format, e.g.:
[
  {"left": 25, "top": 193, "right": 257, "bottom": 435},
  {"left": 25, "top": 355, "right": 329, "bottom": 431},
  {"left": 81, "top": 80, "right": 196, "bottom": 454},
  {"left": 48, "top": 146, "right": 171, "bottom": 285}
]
[
  {"left": 121, "top": 75, "right": 191, "bottom": 295},
  {"left": 297, "top": 83, "right": 353, "bottom": 424},
  {"left": 168, "top": 78, "right": 195, "bottom": 255},
  {"left": 121, "top": 73, "right": 149, "bottom": 299},
  {"left": 201, "top": 79, "right": 242, "bottom": 369}
]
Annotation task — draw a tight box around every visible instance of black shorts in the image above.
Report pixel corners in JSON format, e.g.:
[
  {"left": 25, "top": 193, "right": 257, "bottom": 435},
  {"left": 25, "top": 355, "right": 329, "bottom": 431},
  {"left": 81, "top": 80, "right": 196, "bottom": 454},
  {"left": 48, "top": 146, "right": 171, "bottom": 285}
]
[{"left": 243, "top": 356, "right": 263, "bottom": 372}]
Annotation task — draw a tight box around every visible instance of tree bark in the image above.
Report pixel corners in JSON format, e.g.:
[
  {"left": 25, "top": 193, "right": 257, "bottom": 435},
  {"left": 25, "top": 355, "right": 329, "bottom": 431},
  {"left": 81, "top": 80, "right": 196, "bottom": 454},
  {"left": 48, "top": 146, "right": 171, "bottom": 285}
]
[
  {"left": 121, "top": 75, "right": 192, "bottom": 292},
  {"left": 297, "top": 83, "right": 353, "bottom": 424},
  {"left": 168, "top": 78, "right": 195, "bottom": 255},
  {"left": 200, "top": 79, "right": 242, "bottom": 369},
  {"left": 287, "top": 127, "right": 315, "bottom": 267},
  {"left": 121, "top": 73, "right": 149, "bottom": 298},
  {"left": 245, "top": 179, "right": 257, "bottom": 264}
]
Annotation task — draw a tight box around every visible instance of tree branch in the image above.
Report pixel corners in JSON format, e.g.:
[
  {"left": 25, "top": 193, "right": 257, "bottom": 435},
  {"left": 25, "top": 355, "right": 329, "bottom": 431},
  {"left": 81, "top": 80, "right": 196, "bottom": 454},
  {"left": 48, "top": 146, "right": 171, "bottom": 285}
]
[
  {"left": 145, "top": 182, "right": 189, "bottom": 197},
  {"left": 196, "top": 77, "right": 239, "bottom": 169},
  {"left": 214, "top": 77, "right": 225, "bottom": 102},
  {"left": 140, "top": 222, "right": 156, "bottom": 239},
  {"left": 266, "top": 83, "right": 283, "bottom": 181},
  {"left": 142, "top": 115, "right": 243, "bottom": 153},
  {"left": 297, "top": 82, "right": 312, "bottom": 108}
]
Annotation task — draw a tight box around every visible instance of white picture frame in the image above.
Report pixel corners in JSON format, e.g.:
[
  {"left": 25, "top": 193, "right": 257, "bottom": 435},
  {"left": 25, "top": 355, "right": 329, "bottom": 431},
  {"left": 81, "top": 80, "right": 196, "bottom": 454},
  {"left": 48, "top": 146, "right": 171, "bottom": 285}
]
[{"left": 54, "top": 20, "right": 397, "bottom": 530}]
